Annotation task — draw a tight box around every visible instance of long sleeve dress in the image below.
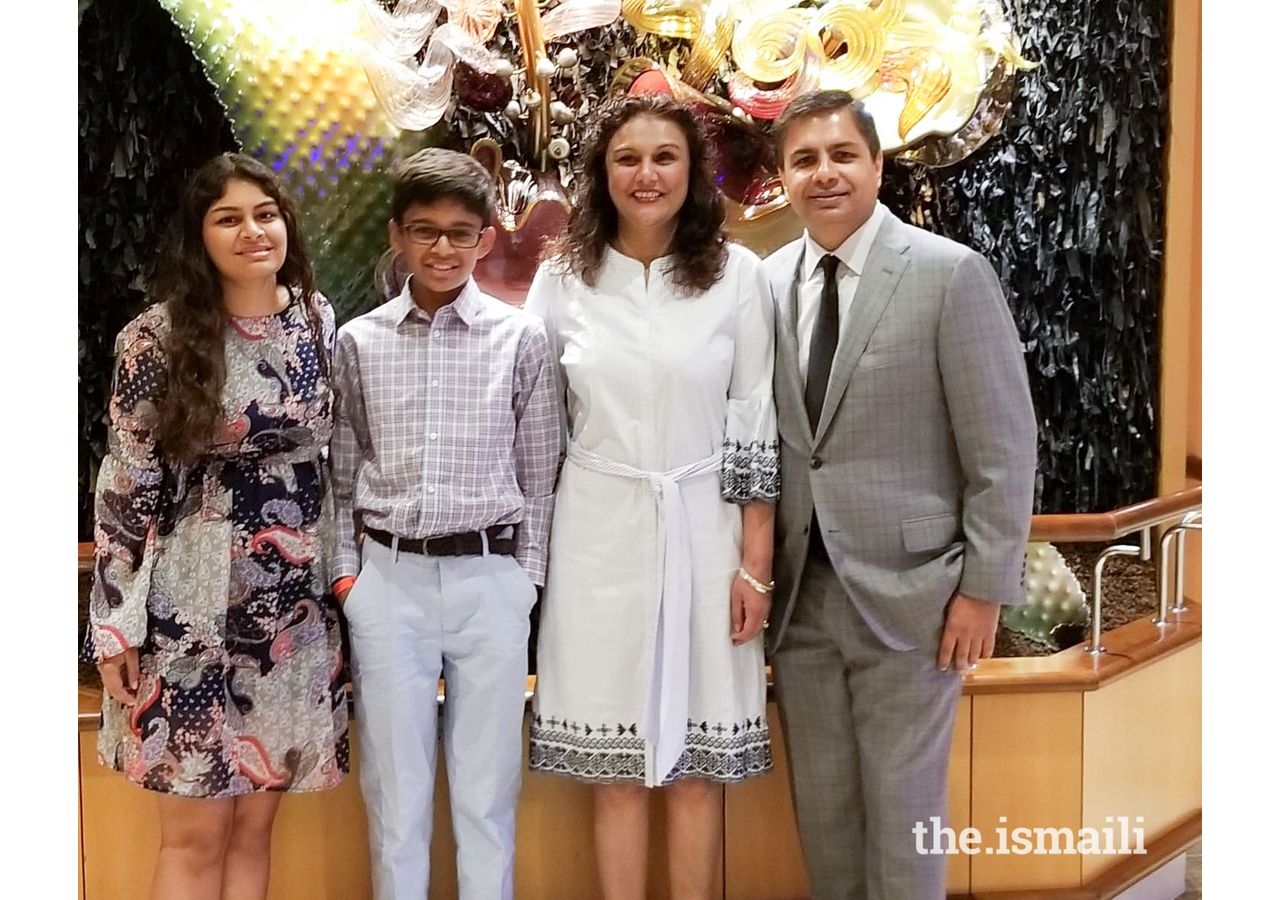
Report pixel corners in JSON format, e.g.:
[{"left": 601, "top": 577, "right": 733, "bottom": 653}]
[
  {"left": 88, "top": 293, "right": 350, "bottom": 797},
  {"left": 526, "top": 243, "right": 780, "bottom": 788}
]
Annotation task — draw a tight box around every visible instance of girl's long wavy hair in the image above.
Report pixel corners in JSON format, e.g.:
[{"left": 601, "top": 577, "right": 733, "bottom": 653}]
[
  {"left": 546, "top": 93, "right": 728, "bottom": 294},
  {"left": 151, "top": 153, "right": 319, "bottom": 462}
]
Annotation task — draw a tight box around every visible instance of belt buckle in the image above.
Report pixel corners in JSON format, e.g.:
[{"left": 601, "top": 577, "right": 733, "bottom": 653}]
[{"left": 418, "top": 526, "right": 516, "bottom": 557}]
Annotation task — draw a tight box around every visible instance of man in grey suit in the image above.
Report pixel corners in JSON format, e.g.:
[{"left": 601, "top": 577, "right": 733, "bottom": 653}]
[{"left": 764, "top": 90, "right": 1037, "bottom": 898}]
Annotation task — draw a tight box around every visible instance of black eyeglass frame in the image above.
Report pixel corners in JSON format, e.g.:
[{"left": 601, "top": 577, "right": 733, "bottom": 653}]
[{"left": 400, "top": 223, "right": 485, "bottom": 249}]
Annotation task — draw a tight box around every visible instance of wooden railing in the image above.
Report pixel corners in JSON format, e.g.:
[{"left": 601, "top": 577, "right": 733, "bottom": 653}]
[{"left": 1029, "top": 485, "right": 1202, "bottom": 542}]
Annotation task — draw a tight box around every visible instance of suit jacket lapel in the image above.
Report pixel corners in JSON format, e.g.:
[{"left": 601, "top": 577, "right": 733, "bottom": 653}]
[
  {"left": 772, "top": 243, "right": 809, "bottom": 440},
  {"left": 814, "top": 215, "right": 910, "bottom": 440}
]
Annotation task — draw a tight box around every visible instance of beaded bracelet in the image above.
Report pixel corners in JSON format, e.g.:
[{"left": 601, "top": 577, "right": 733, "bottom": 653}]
[{"left": 737, "top": 566, "right": 775, "bottom": 594}]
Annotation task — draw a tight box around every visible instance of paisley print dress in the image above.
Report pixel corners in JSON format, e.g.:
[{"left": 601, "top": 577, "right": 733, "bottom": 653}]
[{"left": 88, "top": 293, "right": 350, "bottom": 797}]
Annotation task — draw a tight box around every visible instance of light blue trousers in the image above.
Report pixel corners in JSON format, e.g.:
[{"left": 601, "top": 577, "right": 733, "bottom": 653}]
[{"left": 344, "top": 536, "right": 535, "bottom": 900}]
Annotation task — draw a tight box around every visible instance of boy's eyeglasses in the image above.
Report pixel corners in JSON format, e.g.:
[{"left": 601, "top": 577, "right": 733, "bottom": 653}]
[{"left": 402, "top": 224, "right": 484, "bottom": 249}]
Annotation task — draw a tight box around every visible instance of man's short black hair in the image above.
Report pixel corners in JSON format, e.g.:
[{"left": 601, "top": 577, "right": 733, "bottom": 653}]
[{"left": 773, "top": 90, "right": 882, "bottom": 167}]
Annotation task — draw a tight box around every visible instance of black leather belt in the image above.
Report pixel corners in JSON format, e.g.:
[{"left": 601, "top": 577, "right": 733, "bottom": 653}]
[{"left": 364, "top": 525, "right": 516, "bottom": 557}]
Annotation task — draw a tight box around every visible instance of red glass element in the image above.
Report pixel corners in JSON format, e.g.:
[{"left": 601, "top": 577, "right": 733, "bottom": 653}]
[
  {"left": 454, "top": 62, "right": 514, "bottom": 112},
  {"left": 473, "top": 175, "right": 570, "bottom": 305},
  {"left": 629, "top": 68, "right": 675, "bottom": 95}
]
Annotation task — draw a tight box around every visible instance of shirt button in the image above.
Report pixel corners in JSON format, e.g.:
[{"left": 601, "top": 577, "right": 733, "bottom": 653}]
[
  {"left": 429, "top": 433, "right": 438, "bottom": 441},
  {"left": 810, "top": 456, "right": 823, "bottom": 470},
  {"left": 431, "top": 379, "right": 439, "bottom": 387},
  {"left": 433, "top": 332, "right": 443, "bottom": 340},
  {"left": 427, "top": 486, "right": 436, "bottom": 494}
]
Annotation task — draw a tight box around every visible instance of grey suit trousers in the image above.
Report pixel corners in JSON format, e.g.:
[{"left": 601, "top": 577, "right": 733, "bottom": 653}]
[{"left": 773, "top": 556, "right": 961, "bottom": 900}]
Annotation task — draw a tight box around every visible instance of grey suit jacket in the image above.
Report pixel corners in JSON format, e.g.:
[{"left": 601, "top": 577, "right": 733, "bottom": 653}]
[{"left": 765, "top": 211, "right": 1037, "bottom": 652}]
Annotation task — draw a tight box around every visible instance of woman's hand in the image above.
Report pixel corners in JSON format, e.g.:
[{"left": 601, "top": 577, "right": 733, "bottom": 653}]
[
  {"left": 98, "top": 648, "right": 140, "bottom": 706},
  {"left": 733, "top": 501, "right": 775, "bottom": 646},
  {"left": 730, "top": 570, "right": 772, "bottom": 645}
]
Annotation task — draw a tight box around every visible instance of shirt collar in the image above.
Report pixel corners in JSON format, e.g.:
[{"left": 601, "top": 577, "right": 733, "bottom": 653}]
[
  {"left": 392, "top": 276, "right": 485, "bottom": 327},
  {"left": 801, "top": 201, "right": 887, "bottom": 282}
]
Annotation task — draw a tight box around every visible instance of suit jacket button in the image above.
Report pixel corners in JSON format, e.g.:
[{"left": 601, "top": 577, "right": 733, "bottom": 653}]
[{"left": 810, "top": 456, "right": 823, "bottom": 470}]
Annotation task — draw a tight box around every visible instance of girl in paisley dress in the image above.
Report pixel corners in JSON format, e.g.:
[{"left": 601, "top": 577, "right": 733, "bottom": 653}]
[{"left": 88, "top": 153, "right": 349, "bottom": 900}]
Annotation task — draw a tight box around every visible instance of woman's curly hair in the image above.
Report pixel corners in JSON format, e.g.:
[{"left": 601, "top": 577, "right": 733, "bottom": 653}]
[
  {"left": 546, "top": 93, "right": 728, "bottom": 295},
  {"left": 150, "top": 152, "right": 320, "bottom": 462}
]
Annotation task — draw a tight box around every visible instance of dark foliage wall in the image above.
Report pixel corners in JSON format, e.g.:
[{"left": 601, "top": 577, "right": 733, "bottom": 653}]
[
  {"left": 78, "top": 0, "right": 236, "bottom": 539},
  {"left": 76, "top": 0, "right": 1169, "bottom": 538},
  {"left": 880, "top": 0, "right": 1169, "bottom": 513}
]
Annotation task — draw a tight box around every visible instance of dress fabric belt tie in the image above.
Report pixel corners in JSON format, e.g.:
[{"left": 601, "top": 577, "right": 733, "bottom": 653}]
[{"left": 566, "top": 442, "right": 721, "bottom": 787}]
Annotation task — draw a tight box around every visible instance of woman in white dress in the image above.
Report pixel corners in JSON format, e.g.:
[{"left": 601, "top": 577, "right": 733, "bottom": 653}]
[{"left": 525, "top": 93, "right": 779, "bottom": 899}]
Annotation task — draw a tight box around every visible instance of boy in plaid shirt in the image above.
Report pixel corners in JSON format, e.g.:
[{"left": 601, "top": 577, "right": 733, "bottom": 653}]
[{"left": 330, "top": 148, "right": 562, "bottom": 900}]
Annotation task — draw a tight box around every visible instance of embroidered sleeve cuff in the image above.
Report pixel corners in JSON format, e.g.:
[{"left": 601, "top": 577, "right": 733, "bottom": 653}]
[{"left": 720, "top": 438, "right": 781, "bottom": 504}]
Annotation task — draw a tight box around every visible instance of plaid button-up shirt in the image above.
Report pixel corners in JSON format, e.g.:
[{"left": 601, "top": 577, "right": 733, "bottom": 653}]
[{"left": 330, "top": 278, "right": 563, "bottom": 584}]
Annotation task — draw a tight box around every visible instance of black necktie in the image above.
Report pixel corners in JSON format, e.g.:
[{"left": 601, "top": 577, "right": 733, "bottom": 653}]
[{"left": 805, "top": 254, "right": 840, "bottom": 432}]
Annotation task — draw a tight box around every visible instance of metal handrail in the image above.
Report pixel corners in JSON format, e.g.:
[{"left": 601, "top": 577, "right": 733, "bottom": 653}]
[
  {"left": 1088, "top": 544, "right": 1142, "bottom": 654},
  {"left": 1043, "top": 491, "right": 1203, "bottom": 654},
  {"left": 1166, "top": 511, "right": 1202, "bottom": 617}
]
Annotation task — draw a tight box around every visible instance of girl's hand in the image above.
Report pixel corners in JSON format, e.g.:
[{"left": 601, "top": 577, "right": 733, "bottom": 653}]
[{"left": 98, "top": 647, "right": 140, "bottom": 706}]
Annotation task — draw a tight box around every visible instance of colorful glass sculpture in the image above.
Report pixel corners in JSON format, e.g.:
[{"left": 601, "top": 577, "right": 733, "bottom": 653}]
[{"left": 154, "top": 0, "right": 1032, "bottom": 310}]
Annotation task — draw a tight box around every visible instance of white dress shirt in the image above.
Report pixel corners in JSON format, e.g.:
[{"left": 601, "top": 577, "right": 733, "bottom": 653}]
[{"left": 796, "top": 201, "right": 887, "bottom": 382}]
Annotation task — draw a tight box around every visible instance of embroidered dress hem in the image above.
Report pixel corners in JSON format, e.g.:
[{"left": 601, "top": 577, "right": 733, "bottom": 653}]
[{"left": 529, "top": 719, "right": 773, "bottom": 786}]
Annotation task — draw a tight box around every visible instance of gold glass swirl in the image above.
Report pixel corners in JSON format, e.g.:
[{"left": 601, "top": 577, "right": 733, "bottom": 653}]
[
  {"left": 620, "top": 0, "right": 704, "bottom": 39},
  {"left": 681, "top": 0, "right": 737, "bottom": 90},
  {"left": 811, "top": 2, "right": 884, "bottom": 97},
  {"left": 731, "top": 4, "right": 810, "bottom": 84},
  {"left": 863, "top": 0, "right": 907, "bottom": 31},
  {"left": 880, "top": 46, "right": 952, "bottom": 137}
]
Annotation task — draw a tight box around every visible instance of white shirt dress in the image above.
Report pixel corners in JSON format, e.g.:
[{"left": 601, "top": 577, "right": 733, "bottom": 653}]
[{"left": 526, "top": 243, "right": 780, "bottom": 787}]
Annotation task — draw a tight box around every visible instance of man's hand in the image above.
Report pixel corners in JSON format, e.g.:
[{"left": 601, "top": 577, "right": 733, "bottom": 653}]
[
  {"left": 937, "top": 592, "right": 1001, "bottom": 671},
  {"left": 98, "top": 647, "right": 140, "bottom": 706}
]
